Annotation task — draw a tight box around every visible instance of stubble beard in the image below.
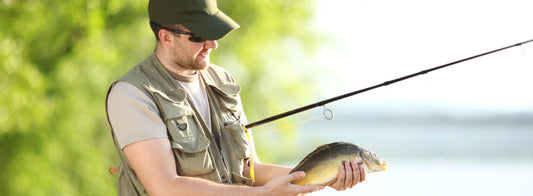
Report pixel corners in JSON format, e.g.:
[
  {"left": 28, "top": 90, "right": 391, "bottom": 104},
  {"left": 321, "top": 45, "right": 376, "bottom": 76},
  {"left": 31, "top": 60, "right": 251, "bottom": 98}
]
[{"left": 173, "top": 54, "right": 210, "bottom": 73}]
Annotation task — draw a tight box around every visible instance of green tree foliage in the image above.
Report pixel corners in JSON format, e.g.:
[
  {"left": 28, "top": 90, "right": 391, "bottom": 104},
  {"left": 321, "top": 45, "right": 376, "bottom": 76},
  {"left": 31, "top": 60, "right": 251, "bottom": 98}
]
[
  {"left": 216, "top": 0, "right": 321, "bottom": 163},
  {"left": 0, "top": 0, "right": 319, "bottom": 195}
]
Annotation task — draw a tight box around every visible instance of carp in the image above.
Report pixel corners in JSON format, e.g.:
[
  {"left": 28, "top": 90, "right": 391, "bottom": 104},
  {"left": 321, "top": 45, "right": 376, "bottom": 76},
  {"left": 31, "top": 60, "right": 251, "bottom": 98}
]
[{"left": 290, "top": 142, "right": 387, "bottom": 185}]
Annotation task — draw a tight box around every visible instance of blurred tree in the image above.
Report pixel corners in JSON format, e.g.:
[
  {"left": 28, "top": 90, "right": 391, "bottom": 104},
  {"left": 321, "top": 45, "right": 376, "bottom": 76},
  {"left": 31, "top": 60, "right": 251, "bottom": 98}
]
[
  {"left": 216, "top": 0, "right": 321, "bottom": 163},
  {"left": 0, "top": 0, "right": 320, "bottom": 195}
]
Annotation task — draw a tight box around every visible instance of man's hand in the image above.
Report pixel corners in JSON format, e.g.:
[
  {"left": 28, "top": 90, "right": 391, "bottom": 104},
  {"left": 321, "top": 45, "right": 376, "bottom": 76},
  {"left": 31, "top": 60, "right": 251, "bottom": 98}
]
[
  {"left": 329, "top": 160, "right": 366, "bottom": 191},
  {"left": 261, "top": 171, "right": 324, "bottom": 196}
]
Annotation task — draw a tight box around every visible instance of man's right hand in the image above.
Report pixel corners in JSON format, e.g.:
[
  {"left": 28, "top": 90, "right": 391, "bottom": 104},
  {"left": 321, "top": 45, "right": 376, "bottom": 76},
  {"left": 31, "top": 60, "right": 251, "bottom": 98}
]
[{"left": 260, "top": 171, "right": 325, "bottom": 196}]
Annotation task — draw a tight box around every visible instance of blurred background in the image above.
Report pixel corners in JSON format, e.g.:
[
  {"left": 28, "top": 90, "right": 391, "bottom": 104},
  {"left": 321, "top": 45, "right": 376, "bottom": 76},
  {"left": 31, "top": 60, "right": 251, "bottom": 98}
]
[{"left": 1, "top": 0, "right": 532, "bottom": 195}]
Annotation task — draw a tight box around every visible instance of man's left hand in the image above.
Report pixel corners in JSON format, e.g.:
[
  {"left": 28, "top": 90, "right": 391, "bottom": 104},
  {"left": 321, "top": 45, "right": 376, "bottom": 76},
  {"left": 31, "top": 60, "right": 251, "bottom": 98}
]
[{"left": 329, "top": 160, "right": 366, "bottom": 191}]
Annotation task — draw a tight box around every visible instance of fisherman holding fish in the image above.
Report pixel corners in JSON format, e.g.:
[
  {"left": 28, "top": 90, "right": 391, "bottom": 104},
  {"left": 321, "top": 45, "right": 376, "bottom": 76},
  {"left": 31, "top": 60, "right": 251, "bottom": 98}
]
[{"left": 106, "top": 0, "right": 369, "bottom": 195}]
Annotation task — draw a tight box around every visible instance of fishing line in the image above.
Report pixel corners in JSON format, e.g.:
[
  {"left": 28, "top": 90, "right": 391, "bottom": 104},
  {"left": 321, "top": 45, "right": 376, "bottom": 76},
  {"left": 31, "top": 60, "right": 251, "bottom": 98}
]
[
  {"left": 253, "top": 106, "right": 334, "bottom": 138},
  {"left": 243, "top": 39, "right": 533, "bottom": 130},
  {"left": 253, "top": 114, "right": 324, "bottom": 138}
]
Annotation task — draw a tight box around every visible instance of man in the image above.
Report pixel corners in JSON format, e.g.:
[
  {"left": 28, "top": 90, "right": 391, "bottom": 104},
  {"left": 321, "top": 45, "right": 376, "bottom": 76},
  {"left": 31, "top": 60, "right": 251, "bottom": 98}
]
[{"left": 106, "top": 0, "right": 366, "bottom": 195}]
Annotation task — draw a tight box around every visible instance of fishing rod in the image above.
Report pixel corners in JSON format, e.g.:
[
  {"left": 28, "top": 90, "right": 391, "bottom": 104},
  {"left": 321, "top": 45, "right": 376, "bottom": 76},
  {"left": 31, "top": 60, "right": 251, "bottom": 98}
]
[{"left": 243, "top": 38, "right": 533, "bottom": 130}]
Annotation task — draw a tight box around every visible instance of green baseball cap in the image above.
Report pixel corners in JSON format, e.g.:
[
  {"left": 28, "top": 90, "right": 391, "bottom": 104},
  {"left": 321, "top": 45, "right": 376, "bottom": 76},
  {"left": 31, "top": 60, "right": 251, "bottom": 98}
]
[{"left": 149, "top": 0, "right": 240, "bottom": 40}]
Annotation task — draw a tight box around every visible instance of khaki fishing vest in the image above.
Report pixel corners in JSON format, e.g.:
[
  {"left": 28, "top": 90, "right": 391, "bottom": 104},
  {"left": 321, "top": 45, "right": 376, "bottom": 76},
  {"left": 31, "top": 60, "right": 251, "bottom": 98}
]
[{"left": 106, "top": 53, "right": 253, "bottom": 196}]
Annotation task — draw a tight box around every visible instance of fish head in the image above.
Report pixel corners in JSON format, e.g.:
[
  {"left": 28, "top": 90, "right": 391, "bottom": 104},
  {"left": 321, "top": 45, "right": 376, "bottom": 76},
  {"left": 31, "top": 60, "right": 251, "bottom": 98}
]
[{"left": 360, "top": 148, "right": 387, "bottom": 173}]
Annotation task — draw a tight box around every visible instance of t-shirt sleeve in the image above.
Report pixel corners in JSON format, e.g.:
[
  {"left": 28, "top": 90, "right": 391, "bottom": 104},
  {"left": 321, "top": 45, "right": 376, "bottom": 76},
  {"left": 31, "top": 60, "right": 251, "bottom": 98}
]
[{"left": 107, "top": 81, "right": 167, "bottom": 149}]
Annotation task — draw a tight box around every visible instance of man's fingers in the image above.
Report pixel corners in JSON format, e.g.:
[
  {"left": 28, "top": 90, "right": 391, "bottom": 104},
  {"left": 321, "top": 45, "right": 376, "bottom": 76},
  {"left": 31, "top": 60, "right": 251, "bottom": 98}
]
[
  {"left": 336, "top": 163, "right": 346, "bottom": 190},
  {"left": 286, "top": 172, "right": 325, "bottom": 194},
  {"left": 329, "top": 160, "right": 368, "bottom": 191},
  {"left": 288, "top": 171, "right": 306, "bottom": 183},
  {"left": 343, "top": 160, "right": 353, "bottom": 190},
  {"left": 359, "top": 164, "right": 367, "bottom": 182},
  {"left": 264, "top": 171, "right": 324, "bottom": 195},
  {"left": 349, "top": 161, "right": 360, "bottom": 188}
]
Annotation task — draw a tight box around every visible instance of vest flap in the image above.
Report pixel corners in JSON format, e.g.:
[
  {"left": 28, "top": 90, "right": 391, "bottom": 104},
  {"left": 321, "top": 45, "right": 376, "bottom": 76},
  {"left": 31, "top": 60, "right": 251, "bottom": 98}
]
[
  {"left": 211, "top": 83, "right": 241, "bottom": 95},
  {"left": 154, "top": 92, "right": 193, "bottom": 120},
  {"left": 171, "top": 135, "right": 210, "bottom": 153},
  {"left": 209, "top": 83, "right": 241, "bottom": 111}
]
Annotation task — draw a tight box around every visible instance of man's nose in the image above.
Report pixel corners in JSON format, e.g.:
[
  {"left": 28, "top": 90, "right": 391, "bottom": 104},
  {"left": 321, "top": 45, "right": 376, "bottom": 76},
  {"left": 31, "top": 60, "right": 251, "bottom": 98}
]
[{"left": 205, "top": 40, "right": 218, "bottom": 50}]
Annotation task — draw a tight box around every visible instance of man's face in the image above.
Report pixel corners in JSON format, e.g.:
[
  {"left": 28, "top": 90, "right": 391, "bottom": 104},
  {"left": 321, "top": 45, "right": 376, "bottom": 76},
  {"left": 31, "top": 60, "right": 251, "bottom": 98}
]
[{"left": 169, "top": 27, "right": 218, "bottom": 72}]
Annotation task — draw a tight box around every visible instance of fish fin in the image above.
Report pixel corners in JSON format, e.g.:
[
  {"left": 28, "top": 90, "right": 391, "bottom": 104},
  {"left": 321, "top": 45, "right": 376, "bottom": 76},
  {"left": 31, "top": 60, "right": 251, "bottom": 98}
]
[
  {"left": 324, "top": 178, "right": 337, "bottom": 186},
  {"left": 355, "top": 156, "right": 363, "bottom": 164},
  {"left": 290, "top": 144, "right": 332, "bottom": 173},
  {"left": 315, "top": 143, "right": 329, "bottom": 149}
]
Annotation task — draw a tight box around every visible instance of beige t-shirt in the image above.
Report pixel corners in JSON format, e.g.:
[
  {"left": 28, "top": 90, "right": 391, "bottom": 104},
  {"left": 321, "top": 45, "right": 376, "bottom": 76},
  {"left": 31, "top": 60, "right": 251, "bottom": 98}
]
[
  {"left": 107, "top": 81, "right": 166, "bottom": 149},
  {"left": 107, "top": 75, "right": 250, "bottom": 149},
  {"left": 176, "top": 78, "right": 211, "bottom": 130}
]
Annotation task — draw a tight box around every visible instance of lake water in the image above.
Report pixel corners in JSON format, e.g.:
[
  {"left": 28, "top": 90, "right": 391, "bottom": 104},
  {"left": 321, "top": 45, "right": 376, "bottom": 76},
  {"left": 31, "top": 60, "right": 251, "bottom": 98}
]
[
  {"left": 311, "top": 157, "right": 533, "bottom": 196},
  {"left": 258, "top": 104, "right": 533, "bottom": 196}
]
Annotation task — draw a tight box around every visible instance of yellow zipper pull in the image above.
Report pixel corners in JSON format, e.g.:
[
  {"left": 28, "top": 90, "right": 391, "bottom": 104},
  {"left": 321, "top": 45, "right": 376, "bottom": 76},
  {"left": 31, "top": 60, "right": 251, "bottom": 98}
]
[{"left": 243, "top": 127, "right": 255, "bottom": 183}]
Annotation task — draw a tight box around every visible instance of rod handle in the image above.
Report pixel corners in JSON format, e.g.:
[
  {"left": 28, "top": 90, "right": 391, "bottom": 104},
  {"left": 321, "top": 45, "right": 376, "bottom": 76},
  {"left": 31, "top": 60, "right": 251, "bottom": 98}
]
[{"left": 109, "top": 164, "right": 120, "bottom": 175}]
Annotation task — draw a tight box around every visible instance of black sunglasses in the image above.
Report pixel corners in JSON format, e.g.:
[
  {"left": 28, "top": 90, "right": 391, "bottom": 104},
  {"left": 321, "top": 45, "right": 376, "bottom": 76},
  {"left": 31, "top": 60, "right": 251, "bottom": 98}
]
[{"left": 150, "top": 22, "right": 207, "bottom": 43}]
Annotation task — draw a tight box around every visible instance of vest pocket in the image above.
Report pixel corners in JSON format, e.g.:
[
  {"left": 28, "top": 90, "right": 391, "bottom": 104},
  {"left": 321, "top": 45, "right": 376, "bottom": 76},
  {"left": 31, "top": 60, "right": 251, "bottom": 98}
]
[
  {"left": 210, "top": 83, "right": 250, "bottom": 159},
  {"left": 223, "top": 122, "right": 253, "bottom": 185},
  {"left": 168, "top": 115, "right": 214, "bottom": 176},
  {"left": 209, "top": 83, "right": 241, "bottom": 112},
  {"left": 224, "top": 122, "right": 251, "bottom": 161},
  {"left": 154, "top": 93, "right": 214, "bottom": 176}
]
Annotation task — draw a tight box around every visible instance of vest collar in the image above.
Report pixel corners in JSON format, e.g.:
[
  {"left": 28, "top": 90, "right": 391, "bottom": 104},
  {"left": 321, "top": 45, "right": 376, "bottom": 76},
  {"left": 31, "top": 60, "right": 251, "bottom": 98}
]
[{"left": 148, "top": 53, "right": 188, "bottom": 103}]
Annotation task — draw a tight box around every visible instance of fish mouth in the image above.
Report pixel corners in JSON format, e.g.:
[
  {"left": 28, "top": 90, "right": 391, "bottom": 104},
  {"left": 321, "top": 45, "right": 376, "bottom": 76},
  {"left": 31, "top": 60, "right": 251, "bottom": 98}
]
[{"left": 381, "top": 160, "right": 388, "bottom": 170}]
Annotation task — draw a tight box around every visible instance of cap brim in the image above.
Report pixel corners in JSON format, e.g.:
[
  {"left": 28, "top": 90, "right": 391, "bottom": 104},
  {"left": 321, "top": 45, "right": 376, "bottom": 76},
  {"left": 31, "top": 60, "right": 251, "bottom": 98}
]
[{"left": 183, "top": 10, "right": 240, "bottom": 40}]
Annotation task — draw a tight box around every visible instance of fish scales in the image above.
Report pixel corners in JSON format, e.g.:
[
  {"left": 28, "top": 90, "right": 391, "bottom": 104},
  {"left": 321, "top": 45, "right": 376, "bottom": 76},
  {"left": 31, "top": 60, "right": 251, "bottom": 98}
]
[
  {"left": 291, "top": 143, "right": 362, "bottom": 174},
  {"left": 290, "top": 142, "right": 386, "bottom": 185}
]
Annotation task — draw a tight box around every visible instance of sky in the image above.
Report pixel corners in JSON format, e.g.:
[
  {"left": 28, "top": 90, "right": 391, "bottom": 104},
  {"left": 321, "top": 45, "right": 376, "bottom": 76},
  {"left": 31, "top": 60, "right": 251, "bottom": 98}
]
[
  {"left": 303, "top": 2, "right": 533, "bottom": 195},
  {"left": 310, "top": 0, "right": 533, "bottom": 113}
]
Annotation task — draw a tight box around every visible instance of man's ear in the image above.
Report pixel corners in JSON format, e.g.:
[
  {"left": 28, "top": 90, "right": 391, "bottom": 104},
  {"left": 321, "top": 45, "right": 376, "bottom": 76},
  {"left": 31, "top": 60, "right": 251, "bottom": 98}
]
[{"left": 158, "top": 30, "right": 174, "bottom": 49}]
